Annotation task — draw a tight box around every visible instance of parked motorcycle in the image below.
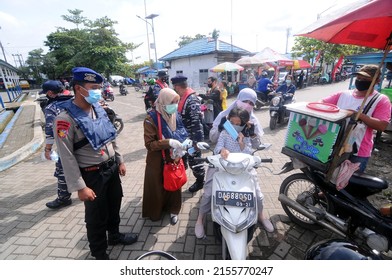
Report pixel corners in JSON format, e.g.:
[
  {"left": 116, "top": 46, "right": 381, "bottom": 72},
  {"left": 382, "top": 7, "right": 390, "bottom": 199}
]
[
  {"left": 305, "top": 239, "right": 383, "bottom": 260},
  {"left": 102, "top": 84, "right": 115, "bottom": 101},
  {"left": 269, "top": 92, "right": 295, "bottom": 130},
  {"left": 277, "top": 157, "right": 392, "bottom": 254},
  {"left": 100, "top": 100, "right": 124, "bottom": 134},
  {"left": 195, "top": 142, "right": 272, "bottom": 259},
  {"left": 119, "top": 83, "right": 128, "bottom": 96}
]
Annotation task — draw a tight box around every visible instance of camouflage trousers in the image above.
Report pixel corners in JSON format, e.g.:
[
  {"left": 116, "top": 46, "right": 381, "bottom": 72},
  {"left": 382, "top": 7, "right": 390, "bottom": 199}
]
[{"left": 54, "top": 159, "right": 71, "bottom": 201}]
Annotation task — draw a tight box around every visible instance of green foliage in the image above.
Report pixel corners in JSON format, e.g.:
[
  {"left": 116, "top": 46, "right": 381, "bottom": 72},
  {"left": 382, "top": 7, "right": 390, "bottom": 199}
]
[
  {"left": 291, "top": 36, "right": 377, "bottom": 69},
  {"left": 177, "top": 29, "right": 220, "bottom": 47},
  {"left": 177, "top": 34, "right": 206, "bottom": 47},
  {"left": 22, "top": 10, "right": 143, "bottom": 80}
]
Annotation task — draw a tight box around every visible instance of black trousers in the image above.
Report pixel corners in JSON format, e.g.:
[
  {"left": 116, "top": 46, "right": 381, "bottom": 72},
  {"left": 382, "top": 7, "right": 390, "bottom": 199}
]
[
  {"left": 183, "top": 150, "right": 205, "bottom": 183},
  {"left": 81, "top": 163, "right": 123, "bottom": 257}
]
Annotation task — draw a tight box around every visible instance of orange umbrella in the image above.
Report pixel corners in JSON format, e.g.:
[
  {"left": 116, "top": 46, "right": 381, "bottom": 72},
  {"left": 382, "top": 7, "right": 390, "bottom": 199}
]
[{"left": 293, "top": 60, "right": 312, "bottom": 70}]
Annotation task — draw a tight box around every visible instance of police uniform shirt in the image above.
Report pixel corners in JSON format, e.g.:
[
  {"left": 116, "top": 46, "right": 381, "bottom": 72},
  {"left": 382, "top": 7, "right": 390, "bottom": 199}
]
[{"left": 54, "top": 110, "right": 123, "bottom": 193}]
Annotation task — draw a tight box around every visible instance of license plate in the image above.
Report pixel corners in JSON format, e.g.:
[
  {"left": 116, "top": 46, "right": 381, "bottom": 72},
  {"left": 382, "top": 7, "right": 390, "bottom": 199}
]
[{"left": 215, "top": 191, "right": 254, "bottom": 208}]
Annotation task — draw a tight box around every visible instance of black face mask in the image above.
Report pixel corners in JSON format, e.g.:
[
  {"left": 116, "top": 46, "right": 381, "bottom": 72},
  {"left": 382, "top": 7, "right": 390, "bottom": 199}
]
[
  {"left": 207, "top": 83, "right": 212, "bottom": 88},
  {"left": 355, "top": 79, "right": 372, "bottom": 91},
  {"left": 161, "top": 78, "right": 168, "bottom": 83}
]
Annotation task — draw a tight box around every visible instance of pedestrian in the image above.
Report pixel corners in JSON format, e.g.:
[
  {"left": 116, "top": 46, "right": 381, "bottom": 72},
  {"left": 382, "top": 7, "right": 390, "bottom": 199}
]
[
  {"left": 199, "top": 76, "right": 223, "bottom": 139},
  {"left": 298, "top": 70, "right": 305, "bottom": 89},
  {"left": 171, "top": 74, "right": 205, "bottom": 193},
  {"left": 42, "top": 80, "right": 74, "bottom": 209},
  {"left": 54, "top": 67, "right": 138, "bottom": 260},
  {"left": 153, "top": 70, "right": 169, "bottom": 97},
  {"left": 142, "top": 88, "right": 189, "bottom": 225},
  {"left": 220, "top": 80, "right": 228, "bottom": 110},
  {"left": 322, "top": 64, "right": 391, "bottom": 173},
  {"left": 200, "top": 76, "right": 223, "bottom": 119},
  {"left": 194, "top": 106, "right": 274, "bottom": 238}
]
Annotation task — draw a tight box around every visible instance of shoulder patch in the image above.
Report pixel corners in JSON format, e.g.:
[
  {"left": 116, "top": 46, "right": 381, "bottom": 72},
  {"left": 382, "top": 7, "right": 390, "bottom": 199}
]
[{"left": 57, "top": 120, "right": 71, "bottom": 138}]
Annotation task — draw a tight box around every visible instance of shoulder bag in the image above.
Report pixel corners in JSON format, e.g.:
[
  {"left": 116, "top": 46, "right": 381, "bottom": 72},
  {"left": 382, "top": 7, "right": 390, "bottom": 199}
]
[{"left": 157, "top": 113, "right": 187, "bottom": 192}]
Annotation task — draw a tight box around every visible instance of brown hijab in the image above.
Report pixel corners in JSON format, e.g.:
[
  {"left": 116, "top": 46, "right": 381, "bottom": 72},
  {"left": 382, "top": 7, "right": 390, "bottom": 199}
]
[{"left": 155, "top": 88, "right": 180, "bottom": 131}]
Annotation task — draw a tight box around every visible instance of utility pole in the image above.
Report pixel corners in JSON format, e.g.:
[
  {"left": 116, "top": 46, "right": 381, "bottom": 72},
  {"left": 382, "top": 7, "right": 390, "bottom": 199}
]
[
  {"left": 12, "top": 54, "right": 23, "bottom": 67},
  {"left": 285, "top": 27, "right": 291, "bottom": 54}
]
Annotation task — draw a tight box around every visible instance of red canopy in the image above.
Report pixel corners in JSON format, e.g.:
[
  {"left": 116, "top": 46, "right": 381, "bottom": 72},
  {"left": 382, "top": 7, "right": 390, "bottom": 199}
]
[{"left": 297, "top": 0, "right": 392, "bottom": 49}]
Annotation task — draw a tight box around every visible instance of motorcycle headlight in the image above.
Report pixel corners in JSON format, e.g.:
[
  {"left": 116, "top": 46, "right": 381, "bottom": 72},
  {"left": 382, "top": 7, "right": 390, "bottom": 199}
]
[
  {"left": 271, "top": 96, "right": 280, "bottom": 106},
  {"left": 219, "top": 157, "right": 250, "bottom": 175}
]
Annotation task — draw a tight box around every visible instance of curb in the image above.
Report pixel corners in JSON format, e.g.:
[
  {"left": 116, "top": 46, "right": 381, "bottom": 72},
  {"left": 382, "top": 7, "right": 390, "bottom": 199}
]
[{"left": 0, "top": 101, "right": 44, "bottom": 172}]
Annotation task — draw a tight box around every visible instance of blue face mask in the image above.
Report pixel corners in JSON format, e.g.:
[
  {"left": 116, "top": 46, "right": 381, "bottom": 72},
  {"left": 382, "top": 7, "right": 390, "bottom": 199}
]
[
  {"left": 164, "top": 104, "right": 178, "bottom": 114},
  {"left": 81, "top": 87, "right": 102, "bottom": 104}
]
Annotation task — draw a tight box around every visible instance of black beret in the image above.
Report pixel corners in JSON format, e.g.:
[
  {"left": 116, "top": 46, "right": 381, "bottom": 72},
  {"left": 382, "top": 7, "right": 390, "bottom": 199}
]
[{"left": 171, "top": 74, "right": 188, "bottom": 85}]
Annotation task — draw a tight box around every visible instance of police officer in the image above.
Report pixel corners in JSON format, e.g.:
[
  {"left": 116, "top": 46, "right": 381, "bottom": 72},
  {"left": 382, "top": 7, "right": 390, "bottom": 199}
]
[
  {"left": 54, "top": 67, "right": 138, "bottom": 260},
  {"left": 42, "top": 80, "right": 74, "bottom": 209},
  {"left": 171, "top": 74, "right": 205, "bottom": 193}
]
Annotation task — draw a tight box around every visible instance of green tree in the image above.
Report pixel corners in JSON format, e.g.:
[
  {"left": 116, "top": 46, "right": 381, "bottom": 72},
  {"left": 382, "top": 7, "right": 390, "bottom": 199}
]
[
  {"left": 25, "top": 48, "right": 45, "bottom": 84},
  {"left": 292, "top": 36, "right": 376, "bottom": 69},
  {"left": 210, "top": 29, "right": 220, "bottom": 40},
  {"left": 43, "top": 10, "right": 141, "bottom": 79},
  {"left": 177, "top": 34, "right": 206, "bottom": 47},
  {"left": 61, "top": 9, "right": 86, "bottom": 29}
]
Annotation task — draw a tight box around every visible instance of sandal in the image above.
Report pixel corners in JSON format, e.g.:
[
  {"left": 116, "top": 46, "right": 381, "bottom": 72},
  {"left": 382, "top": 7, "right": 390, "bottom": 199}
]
[{"left": 195, "top": 223, "right": 205, "bottom": 238}]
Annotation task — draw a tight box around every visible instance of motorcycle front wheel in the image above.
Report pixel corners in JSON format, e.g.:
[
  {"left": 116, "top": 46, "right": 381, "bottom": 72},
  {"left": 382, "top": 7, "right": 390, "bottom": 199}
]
[
  {"left": 269, "top": 116, "right": 278, "bottom": 130},
  {"left": 279, "top": 173, "right": 334, "bottom": 230}
]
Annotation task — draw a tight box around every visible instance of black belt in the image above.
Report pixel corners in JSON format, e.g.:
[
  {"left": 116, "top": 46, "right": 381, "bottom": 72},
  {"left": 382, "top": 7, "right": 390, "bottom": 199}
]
[{"left": 82, "top": 157, "right": 115, "bottom": 172}]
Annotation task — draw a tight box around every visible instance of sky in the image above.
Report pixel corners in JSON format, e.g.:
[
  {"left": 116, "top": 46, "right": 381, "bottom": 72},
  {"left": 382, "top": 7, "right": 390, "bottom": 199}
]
[{"left": 0, "top": 0, "right": 359, "bottom": 68}]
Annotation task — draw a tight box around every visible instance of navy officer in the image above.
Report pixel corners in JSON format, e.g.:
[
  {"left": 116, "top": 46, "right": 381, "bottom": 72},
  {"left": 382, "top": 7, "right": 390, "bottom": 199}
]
[
  {"left": 54, "top": 67, "right": 137, "bottom": 260},
  {"left": 171, "top": 74, "right": 205, "bottom": 193}
]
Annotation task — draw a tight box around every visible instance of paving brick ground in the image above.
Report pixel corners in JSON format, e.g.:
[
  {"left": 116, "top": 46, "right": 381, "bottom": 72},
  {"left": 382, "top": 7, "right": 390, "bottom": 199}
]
[{"left": 0, "top": 86, "right": 338, "bottom": 260}]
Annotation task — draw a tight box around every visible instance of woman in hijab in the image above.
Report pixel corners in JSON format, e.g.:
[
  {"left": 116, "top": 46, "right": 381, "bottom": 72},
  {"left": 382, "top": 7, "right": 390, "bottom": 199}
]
[
  {"left": 194, "top": 88, "right": 274, "bottom": 238},
  {"left": 143, "top": 88, "right": 188, "bottom": 225},
  {"left": 209, "top": 88, "right": 264, "bottom": 145}
]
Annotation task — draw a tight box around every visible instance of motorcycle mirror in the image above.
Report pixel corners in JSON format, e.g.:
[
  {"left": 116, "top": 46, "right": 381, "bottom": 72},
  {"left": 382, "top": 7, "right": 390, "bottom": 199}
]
[{"left": 196, "top": 142, "right": 210, "bottom": 150}]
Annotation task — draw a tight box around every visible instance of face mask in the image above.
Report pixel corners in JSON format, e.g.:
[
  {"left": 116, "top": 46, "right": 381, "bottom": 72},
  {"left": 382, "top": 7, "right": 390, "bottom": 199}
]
[
  {"left": 164, "top": 104, "right": 178, "bottom": 114},
  {"left": 236, "top": 100, "right": 253, "bottom": 112},
  {"left": 81, "top": 87, "right": 102, "bottom": 104},
  {"left": 161, "top": 78, "right": 168, "bottom": 83},
  {"left": 355, "top": 79, "right": 372, "bottom": 91},
  {"left": 207, "top": 83, "right": 212, "bottom": 88},
  {"left": 285, "top": 80, "right": 292, "bottom": 85},
  {"left": 232, "top": 124, "right": 245, "bottom": 133}
]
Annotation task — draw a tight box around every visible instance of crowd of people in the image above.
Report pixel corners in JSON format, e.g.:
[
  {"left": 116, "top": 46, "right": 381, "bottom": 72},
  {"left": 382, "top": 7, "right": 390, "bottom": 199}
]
[{"left": 38, "top": 63, "right": 390, "bottom": 260}]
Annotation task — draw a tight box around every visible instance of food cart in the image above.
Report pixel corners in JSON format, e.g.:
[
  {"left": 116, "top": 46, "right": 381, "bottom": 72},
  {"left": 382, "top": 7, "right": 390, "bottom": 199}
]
[{"left": 281, "top": 102, "right": 351, "bottom": 173}]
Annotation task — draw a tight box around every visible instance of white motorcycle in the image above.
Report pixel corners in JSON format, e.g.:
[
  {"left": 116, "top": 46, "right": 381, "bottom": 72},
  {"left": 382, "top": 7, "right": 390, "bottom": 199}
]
[{"left": 195, "top": 142, "right": 272, "bottom": 259}]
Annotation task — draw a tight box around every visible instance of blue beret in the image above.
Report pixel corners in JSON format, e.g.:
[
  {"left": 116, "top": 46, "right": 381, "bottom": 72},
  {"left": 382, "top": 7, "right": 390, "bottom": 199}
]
[
  {"left": 40, "top": 80, "right": 64, "bottom": 94},
  {"left": 72, "top": 67, "right": 103, "bottom": 83},
  {"left": 171, "top": 74, "right": 187, "bottom": 85}
]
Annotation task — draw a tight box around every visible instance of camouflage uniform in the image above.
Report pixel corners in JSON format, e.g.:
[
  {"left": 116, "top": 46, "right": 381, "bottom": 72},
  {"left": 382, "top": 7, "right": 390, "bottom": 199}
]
[
  {"left": 179, "top": 90, "right": 205, "bottom": 187},
  {"left": 44, "top": 97, "right": 72, "bottom": 202}
]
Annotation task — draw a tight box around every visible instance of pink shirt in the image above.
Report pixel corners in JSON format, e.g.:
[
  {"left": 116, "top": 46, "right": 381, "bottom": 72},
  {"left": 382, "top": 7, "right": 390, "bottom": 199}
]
[{"left": 322, "top": 90, "right": 391, "bottom": 157}]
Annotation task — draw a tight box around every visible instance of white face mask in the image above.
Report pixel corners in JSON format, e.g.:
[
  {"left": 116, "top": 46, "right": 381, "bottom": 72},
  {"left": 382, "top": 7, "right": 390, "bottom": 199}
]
[{"left": 285, "top": 80, "right": 292, "bottom": 85}]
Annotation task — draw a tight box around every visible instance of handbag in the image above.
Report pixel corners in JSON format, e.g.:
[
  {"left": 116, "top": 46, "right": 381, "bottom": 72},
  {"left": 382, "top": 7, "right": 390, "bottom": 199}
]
[{"left": 157, "top": 113, "right": 187, "bottom": 192}]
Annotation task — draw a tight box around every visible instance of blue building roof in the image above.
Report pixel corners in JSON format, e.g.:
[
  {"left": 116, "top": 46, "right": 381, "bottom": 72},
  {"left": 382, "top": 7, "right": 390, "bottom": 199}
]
[{"left": 160, "top": 38, "right": 251, "bottom": 61}]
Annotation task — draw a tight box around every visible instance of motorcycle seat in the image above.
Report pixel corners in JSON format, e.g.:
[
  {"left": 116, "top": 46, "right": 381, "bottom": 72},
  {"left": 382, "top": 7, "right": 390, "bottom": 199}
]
[{"left": 345, "top": 172, "right": 389, "bottom": 198}]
